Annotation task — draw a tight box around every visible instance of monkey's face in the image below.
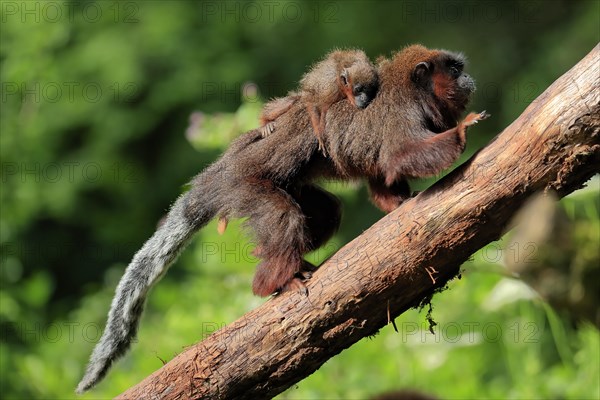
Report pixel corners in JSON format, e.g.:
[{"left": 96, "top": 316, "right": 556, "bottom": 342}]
[
  {"left": 411, "top": 51, "right": 475, "bottom": 121},
  {"left": 340, "top": 65, "right": 379, "bottom": 109}
]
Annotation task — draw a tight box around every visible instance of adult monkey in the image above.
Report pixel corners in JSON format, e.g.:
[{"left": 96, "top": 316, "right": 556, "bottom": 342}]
[{"left": 77, "top": 44, "right": 487, "bottom": 393}]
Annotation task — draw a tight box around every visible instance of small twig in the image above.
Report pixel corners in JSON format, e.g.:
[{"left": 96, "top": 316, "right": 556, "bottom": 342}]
[
  {"left": 425, "top": 266, "right": 438, "bottom": 284},
  {"left": 154, "top": 352, "right": 167, "bottom": 366},
  {"left": 387, "top": 300, "right": 399, "bottom": 333}
]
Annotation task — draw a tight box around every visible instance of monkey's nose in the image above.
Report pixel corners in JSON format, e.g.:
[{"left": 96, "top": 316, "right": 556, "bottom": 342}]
[{"left": 459, "top": 75, "right": 476, "bottom": 92}]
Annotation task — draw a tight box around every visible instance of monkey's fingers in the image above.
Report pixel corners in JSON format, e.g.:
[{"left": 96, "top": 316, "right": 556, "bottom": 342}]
[
  {"left": 462, "top": 111, "right": 489, "bottom": 127},
  {"left": 317, "top": 140, "right": 328, "bottom": 157},
  {"left": 470, "top": 110, "right": 490, "bottom": 123},
  {"left": 260, "top": 122, "right": 276, "bottom": 138},
  {"left": 478, "top": 110, "right": 491, "bottom": 120}
]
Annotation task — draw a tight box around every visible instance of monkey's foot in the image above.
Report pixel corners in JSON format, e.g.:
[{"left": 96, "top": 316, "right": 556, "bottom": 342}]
[
  {"left": 281, "top": 277, "right": 309, "bottom": 296},
  {"left": 252, "top": 255, "right": 306, "bottom": 297},
  {"left": 260, "top": 122, "right": 276, "bottom": 137},
  {"left": 296, "top": 260, "right": 318, "bottom": 280},
  {"left": 281, "top": 261, "right": 317, "bottom": 295}
]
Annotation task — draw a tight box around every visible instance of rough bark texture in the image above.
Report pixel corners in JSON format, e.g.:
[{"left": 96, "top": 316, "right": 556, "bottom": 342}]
[{"left": 118, "top": 45, "right": 599, "bottom": 400}]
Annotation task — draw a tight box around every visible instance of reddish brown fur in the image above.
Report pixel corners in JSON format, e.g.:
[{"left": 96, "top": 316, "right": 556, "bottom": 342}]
[
  {"left": 368, "top": 177, "right": 411, "bottom": 213},
  {"left": 341, "top": 82, "right": 354, "bottom": 104},
  {"left": 433, "top": 73, "right": 451, "bottom": 101},
  {"left": 185, "top": 44, "right": 487, "bottom": 297}
]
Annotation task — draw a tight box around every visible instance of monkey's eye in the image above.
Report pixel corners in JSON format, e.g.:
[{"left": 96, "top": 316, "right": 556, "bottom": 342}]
[
  {"left": 448, "top": 60, "right": 463, "bottom": 77},
  {"left": 353, "top": 84, "right": 364, "bottom": 95},
  {"left": 340, "top": 69, "right": 349, "bottom": 86}
]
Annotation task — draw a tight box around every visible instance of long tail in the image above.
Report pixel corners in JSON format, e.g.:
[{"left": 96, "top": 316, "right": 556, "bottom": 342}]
[{"left": 76, "top": 191, "right": 215, "bottom": 393}]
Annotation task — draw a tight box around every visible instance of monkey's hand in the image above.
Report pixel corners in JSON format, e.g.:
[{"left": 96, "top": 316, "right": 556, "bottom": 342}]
[
  {"left": 458, "top": 110, "right": 490, "bottom": 141},
  {"left": 260, "top": 122, "right": 276, "bottom": 138},
  {"left": 464, "top": 110, "right": 490, "bottom": 126}
]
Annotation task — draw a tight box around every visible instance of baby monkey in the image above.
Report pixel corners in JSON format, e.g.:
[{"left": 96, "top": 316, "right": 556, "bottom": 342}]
[
  {"left": 217, "top": 49, "right": 379, "bottom": 236},
  {"left": 259, "top": 49, "right": 379, "bottom": 154}
]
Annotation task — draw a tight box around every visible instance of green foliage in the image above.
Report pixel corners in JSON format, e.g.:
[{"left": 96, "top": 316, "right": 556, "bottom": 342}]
[{"left": 1, "top": 0, "right": 598, "bottom": 398}]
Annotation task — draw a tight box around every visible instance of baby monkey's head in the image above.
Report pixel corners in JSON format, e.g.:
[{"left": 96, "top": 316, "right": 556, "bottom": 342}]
[
  {"left": 339, "top": 58, "right": 380, "bottom": 109},
  {"left": 300, "top": 49, "right": 379, "bottom": 110}
]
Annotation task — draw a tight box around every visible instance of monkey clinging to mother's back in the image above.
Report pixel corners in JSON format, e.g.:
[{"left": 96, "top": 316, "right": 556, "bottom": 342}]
[{"left": 259, "top": 49, "right": 379, "bottom": 154}]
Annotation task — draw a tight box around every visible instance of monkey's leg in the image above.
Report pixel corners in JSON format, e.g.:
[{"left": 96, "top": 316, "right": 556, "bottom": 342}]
[
  {"left": 385, "top": 111, "right": 489, "bottom": 185},
  {"left": 306, "top": 104, "right": 327, "bottom": 155},
  {"left": 291, "top": 184, "right": 342, "bottom": 279},
  {"left": 367, "top": 177, "right": 411, "bottom": 213},
  {"left": 236, "top": 178, "right": 311, "bottom": 296}
]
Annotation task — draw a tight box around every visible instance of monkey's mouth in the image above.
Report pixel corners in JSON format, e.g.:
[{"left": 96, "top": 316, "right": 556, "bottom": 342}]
[
  {"left": 354, "top": 94, "right": 372, "bottom": 109},
  {"left": 452, "top": 75, "right": 476, "bottom": 115},
  {"left": 459, "top": 74, "right": 476, "bottom": 93},
  {"left": 456, "top": 75, "right": 476, "bottom": 104}
]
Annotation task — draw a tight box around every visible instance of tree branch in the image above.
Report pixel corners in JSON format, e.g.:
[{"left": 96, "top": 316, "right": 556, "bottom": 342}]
[{"left": 118, "top": 44, "right": 599, "bottom": 400}]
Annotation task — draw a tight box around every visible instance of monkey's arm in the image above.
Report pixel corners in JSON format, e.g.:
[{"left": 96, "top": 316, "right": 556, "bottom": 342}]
[
  {"left": 367, "top": 176, "right": 411, "bottom": 213},
  {"left": 384, "top": 111, "right": 488, "bottom": 185}
]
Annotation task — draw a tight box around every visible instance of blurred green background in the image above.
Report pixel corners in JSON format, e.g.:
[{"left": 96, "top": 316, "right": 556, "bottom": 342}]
[{"left": 1, "top": 0, "right": 599, "bottom": 398}]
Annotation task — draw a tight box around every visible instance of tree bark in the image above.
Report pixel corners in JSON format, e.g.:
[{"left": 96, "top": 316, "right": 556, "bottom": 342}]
[{"left": 118, "top": 44, "right": 599, "bottom": 400}]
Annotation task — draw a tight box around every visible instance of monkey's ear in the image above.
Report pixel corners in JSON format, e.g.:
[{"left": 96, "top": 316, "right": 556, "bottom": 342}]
[
  {"left": 411, "top": 61, "right": 432, "bottom": 85},
  {"left": 340, "top": 69, "right": 350, "bottom": 87}
]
